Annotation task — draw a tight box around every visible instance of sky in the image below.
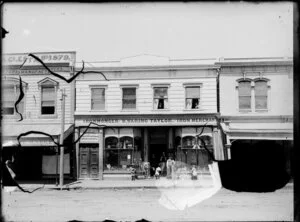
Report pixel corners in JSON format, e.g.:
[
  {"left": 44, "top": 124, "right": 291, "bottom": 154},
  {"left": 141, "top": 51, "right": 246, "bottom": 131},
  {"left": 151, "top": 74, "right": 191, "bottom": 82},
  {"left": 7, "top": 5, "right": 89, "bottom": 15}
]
[{"left": 2, "top": 2, "right": 293, "bottom": 62}]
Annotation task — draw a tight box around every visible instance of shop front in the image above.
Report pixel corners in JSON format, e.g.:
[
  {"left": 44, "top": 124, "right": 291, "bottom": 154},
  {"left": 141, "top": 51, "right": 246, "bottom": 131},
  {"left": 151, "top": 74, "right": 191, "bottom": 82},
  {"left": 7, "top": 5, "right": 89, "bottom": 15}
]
[
  {"left": 2, "top": 124, "right": 75, "bottom": 180},
  {"left": 75, "top": 114, "right": 225, "bottom": 179}
]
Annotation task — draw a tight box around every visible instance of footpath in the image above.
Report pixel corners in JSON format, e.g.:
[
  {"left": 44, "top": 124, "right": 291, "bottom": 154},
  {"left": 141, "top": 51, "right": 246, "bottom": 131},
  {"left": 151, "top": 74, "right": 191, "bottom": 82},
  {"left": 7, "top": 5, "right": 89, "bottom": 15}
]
[{"left": 4, "top": 175, "right": 219, "bottom": 192}]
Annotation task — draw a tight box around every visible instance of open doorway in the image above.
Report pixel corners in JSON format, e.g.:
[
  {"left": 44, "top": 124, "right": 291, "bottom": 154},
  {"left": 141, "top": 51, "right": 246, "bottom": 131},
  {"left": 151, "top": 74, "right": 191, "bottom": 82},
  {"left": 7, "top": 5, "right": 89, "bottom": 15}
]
[{"left": 149, "top": 127, "right": 168, "bottom": 169}]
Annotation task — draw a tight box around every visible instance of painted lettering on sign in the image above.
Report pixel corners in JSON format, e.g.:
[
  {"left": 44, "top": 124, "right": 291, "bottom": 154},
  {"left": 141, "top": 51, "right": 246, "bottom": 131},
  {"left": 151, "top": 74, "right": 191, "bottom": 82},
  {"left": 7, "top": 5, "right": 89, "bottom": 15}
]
[
  {"left": 3, "top": 52, "right": 75, "bottom": 66},
  {"left": 77, "top": 116, "right": 216, "bottom": 126}
]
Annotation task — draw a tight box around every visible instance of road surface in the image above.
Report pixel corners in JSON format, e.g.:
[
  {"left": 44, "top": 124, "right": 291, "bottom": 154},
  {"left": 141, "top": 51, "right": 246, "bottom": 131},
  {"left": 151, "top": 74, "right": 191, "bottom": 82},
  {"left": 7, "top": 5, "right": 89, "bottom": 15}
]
[{"left": 2, "top": 186, "right": 293, "bottom": 221}]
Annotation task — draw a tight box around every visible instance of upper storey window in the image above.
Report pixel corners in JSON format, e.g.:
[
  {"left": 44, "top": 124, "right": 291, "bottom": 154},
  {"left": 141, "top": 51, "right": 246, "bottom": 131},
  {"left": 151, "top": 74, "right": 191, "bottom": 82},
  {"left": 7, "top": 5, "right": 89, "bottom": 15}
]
[
  {"left": 237, "top": 78, "right": 269, "bottom": 112},
  {"left": 122, "top": 88, "right": 136, "bottom": 110},
  {"left": 91, "top": 87, "right": 105, "bottom": 110},
  {"left": 254, "top": 80, "right": 268, "bottom": 110},
  {"left": 2, "top": 78, "right": 27, "bottom": 116},
  {"left": 38, "top": 78, "right": 59, "bottom": 116},
  {"left": 238, "top": 80, "right": 252, "bottom": 111},
  {"left": 153, "top": 87, "right": 168, "bottom": 110},
  {"left": 185, "top": 86, "right": 200, "bottom": 109}
]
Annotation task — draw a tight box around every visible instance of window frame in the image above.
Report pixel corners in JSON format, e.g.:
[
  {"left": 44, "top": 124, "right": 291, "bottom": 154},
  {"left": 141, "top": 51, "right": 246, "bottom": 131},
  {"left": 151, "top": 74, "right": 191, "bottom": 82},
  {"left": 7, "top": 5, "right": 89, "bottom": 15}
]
[
  {"left": 183, "top": 83, "right": 202, "bottom": 110},
  {"left": 151, "top": 84, "right": 170, "bottom": 111},
  {"left": 236, "top": 77, "right": 270, "bottom": 113},
  {"left": 38, "top": 77, "right": 59, "bottom": 118},
  {"left": 89, "top": 85, "right": 107, "bottom": 112},
  {"left": 2, "top": 77, "right": 28, "bottom": 117},
  {"left": 120, "top": 85, "right": 139, "bottom": 111},
  {"left": 253, "top": 78, "right": 270, "bottom": 112}
]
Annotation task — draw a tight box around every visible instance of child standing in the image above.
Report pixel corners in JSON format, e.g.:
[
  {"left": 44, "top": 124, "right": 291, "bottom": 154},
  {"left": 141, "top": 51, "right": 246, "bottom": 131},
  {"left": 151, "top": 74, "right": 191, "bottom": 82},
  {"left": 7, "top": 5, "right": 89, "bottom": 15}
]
[{"left": 155, "top": 166, "right": 162, "bottom": 179}]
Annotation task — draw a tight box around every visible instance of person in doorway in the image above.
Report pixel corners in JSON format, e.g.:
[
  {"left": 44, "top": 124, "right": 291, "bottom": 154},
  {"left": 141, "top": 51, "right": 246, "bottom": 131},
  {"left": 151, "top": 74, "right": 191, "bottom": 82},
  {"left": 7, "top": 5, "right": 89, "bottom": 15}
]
[
  {"left": 191, "top": 165, "right": 198, "bottom": 180},
  {"left": 160, "top": 152, "right": 167, "bottom": 176},
  {"left": 166, "top": 156, "right": 172, "bottom": 179},
  {"left": 171, "top": 158, "right": 176, "bottom": 180},
  {"left": 155, "top": 165, "right": 162, "bottom": 179}
]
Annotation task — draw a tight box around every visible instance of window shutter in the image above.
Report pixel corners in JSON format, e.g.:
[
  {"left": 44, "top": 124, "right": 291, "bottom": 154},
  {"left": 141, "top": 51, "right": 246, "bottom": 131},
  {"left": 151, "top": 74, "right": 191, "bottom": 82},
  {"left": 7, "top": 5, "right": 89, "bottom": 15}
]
[{"left": 186, "top": 87, "right": 200, "bottom": 98}]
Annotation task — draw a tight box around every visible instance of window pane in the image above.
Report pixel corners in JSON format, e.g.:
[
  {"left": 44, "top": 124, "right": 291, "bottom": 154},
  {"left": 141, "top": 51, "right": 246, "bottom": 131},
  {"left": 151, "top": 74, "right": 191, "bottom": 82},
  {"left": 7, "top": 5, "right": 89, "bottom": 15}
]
[
  {"left": 91, "top": 88, "right": 105, "bottom": 110},
  {"left": 3, "top": 86, "right": 15, "bottom": 102},
  {"left": 154, "top": 87, "right": 167, "bottom": 98},
  {"left": 239, "top": 81, "right": 251, "bottom": 96},
  {"left": 42, "top": 106, "right": 55, "bottom": 115},
  {"left": 123, "top": 88, "right": 136, "bottom": 109},
  {"left": 255, "top": 96, "right": 267, "bottom": 109},
  {"left": 42, "top": 101, "right": 55, "bottom": 106},
  {"left": 186, "top": 87, "right": 200, "bottom": 98},
  {"left": 255, "top": 81, "right": 268, "bottom": 96},
  {"left": 42, "top": 87, "right": 55, "bottom": 101},
  {"left": 239, "top": 96, "right": 251, "bottom": 109}
]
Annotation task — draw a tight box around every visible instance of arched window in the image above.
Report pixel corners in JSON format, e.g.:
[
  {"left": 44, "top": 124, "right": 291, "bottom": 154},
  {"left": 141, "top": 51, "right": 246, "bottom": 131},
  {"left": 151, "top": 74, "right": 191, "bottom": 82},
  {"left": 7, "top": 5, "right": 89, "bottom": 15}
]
[
  {"left": 2, "top": 78, "right": 27, "bottom": 116},
  {"left": 105, "top": 137, "right": 118, "bottom": 149},
  {"left": 254, "top": 80, "right": 268, "bottom": 110},
  {"left": 38, "top": 78, "right": 59, "bottom": 115},
  {"left": 238, "top": 80, "right": 252, "bottom": 110}
]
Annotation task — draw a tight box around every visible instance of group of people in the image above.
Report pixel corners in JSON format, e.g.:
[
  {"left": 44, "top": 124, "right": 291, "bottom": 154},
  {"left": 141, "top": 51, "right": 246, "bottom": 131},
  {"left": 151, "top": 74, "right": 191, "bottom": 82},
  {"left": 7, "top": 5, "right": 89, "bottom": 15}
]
[{"left": 154, "top": 152, "right": 176, "bottom": 180}]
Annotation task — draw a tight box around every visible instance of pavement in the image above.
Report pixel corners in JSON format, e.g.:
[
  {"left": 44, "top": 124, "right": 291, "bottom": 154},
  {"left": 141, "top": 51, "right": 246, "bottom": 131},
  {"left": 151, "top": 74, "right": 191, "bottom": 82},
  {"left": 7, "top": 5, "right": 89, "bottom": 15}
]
[
  {"left": 4, "top": 175, "right": 220, "bottom": 192},
  {"left": 3, "top": 175, "right": 294, "bottom": 192}
]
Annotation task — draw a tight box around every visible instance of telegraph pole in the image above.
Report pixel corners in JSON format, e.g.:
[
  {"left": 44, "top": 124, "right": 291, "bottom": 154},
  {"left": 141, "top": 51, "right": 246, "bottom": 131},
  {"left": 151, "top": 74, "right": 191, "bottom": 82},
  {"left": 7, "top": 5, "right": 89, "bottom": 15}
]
[{"left": 59, "top": 88, "right": 66, "bottom": 190}]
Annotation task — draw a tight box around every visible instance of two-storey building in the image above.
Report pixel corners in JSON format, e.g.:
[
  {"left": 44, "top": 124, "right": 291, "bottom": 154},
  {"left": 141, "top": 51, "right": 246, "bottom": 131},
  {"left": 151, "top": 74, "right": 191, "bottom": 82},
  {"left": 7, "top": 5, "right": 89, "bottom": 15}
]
[
  {"left": 217, "top": 57, "right": 293, "bottom": 189},
  {"left": 74, "top": 55, "right": 225, "bottom": 179},
  {"left": 2, "top": 52, "right": 76, "bottom": 180}
]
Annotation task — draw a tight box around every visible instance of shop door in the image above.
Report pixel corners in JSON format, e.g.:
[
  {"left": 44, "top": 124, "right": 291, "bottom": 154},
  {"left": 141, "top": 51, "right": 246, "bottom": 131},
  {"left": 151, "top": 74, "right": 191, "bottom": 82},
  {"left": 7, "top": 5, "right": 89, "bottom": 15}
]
[{"left": 79, "top": 145, "right": 99, "bottom": 179}]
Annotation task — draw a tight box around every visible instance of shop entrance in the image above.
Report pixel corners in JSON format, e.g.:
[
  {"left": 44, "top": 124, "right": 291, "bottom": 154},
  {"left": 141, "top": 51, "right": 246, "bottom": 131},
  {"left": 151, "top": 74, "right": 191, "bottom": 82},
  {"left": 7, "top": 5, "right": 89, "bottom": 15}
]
[
  {"left": 149, "top": 128, "right": 168, "bottom": 168},
  {"left": 79, "top": 144, "right": 99, "bottom": 179}
]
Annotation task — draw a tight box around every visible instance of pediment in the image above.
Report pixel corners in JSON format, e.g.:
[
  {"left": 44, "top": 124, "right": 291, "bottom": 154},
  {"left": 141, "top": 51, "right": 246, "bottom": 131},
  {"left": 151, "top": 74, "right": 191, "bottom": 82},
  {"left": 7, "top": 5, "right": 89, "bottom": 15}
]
[{"left": 120, "top": 54, "right": 170, "bottom": 67}]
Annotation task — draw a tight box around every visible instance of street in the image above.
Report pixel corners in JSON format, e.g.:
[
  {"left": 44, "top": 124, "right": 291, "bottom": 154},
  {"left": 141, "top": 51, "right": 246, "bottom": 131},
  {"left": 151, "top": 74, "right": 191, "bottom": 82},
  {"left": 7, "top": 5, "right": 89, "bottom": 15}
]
[{"left": 2, "top": 185, "right": 293, "bottom": 222}]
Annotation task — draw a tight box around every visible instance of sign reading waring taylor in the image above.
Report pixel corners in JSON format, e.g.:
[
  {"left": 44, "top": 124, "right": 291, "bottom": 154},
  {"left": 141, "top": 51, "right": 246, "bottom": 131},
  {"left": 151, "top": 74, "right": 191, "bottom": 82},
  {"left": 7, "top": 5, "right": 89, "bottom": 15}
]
[
  {"left": 76, "top": 115, "right": 217, "bottom": 127},
  {"left": 3, "top": 52, "right": 76, "bottom": 66}
]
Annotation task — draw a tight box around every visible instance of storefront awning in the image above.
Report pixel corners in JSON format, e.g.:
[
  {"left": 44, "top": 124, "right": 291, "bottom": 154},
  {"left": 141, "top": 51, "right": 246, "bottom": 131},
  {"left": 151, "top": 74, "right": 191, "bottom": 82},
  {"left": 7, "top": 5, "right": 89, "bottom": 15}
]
[
  {"left": 2, "top": 123, "right": 74, "bottom": 147},
  {"left": 220, "top": 122, "right": 293, "bottom": 140}
]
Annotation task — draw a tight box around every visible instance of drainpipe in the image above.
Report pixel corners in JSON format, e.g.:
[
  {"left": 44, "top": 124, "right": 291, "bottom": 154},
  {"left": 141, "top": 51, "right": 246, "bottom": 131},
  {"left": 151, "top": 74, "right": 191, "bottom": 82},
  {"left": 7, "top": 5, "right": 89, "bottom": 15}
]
[{"left": 216, "top": 67, "right": 221, "bottom": 113}]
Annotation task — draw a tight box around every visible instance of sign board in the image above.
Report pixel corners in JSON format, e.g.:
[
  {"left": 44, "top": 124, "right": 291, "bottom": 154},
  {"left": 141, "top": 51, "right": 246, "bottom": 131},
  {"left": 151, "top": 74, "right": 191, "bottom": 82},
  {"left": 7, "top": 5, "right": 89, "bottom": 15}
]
[
  {"left": 3, "top": 67, "right": 71, "bottom": 75},
  {"left": 76, "top": 115, "right": 217, "bottom": 127},
  {"left": 79, "top": 128, "right": 99, "bottom": 143},
  {"left": 3, "top": 52, "right": 76, "bottom": 67}
]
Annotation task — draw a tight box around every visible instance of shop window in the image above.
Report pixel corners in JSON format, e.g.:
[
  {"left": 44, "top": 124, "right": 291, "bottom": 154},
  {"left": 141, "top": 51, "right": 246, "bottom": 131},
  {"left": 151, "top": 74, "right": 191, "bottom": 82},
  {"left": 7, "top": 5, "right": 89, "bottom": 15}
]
[
  {"left": 185, "top": 86, "right": 200, "bottom": 109},
  {"left": 2, "top": 78, "right": 26, "bottom": 116},
  {"left": 119, "top": 136, "right": 134, "bottom": 149},
  {"left": 182, "top": 136, "right": 196, "bottom": 149},
  {"left": 255, "top": 80, "right": 268, "bottom": 110},
  {"left": 122, "top": 88, "right": 136, "bottom": 109},
  {"left": 91, "top": 88, "right": 105, "bottom": 110},
  {"left": 238, "top": 80, "right": 251, "bottom": 111},
  {"left": 105, "top": 137, "right": 118, "bottom": 149},
  {"left": 199, "top": 135, "right": 213, "bottom": 149},
  {"left": 153, "top": 87, "right": 168, "bottom": 110}
]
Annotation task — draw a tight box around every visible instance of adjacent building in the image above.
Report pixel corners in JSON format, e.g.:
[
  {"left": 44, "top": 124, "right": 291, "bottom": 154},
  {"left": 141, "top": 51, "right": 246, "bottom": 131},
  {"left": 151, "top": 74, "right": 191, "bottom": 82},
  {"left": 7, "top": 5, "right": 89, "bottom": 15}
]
[
  {"left": 217, "top": 57, "right": 293, "bottom": 180},
  {"left": 2, "top": 52, "right": 76, "bottom": 180}
]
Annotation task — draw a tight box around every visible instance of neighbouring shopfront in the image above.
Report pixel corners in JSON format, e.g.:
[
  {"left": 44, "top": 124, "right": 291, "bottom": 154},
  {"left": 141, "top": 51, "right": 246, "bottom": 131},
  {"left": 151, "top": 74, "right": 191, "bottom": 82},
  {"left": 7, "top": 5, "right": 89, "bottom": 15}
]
[
  {"left": 75, "top": 114, "right": 226, "bottom": 179},
  {"left": 2, "top": 124, "right": 75, "bottom": 180}
]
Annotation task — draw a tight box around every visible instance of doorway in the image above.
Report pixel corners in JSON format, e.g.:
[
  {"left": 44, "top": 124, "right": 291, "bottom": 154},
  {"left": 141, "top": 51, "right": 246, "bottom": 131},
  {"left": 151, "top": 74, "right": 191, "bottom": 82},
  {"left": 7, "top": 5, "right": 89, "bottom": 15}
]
[
  {"left": 79, "top": 144, "right": 99, "bottom": 179},
  {"left": 149, "top": 128, "right": 168, "bottom": 168}
]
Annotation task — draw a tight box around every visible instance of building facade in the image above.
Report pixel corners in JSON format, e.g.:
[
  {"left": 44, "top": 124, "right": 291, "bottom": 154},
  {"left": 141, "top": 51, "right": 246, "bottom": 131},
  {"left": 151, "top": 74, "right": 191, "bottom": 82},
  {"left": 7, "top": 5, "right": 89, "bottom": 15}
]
[
  {"left": 74, "top": 55, "right": 225, "bottom": 179},
  {"left": 217, "top": 57, "right": 293, "bottom": 188},
  {"left": 2, "top": 52, "right": 76, "bottom": 180}
]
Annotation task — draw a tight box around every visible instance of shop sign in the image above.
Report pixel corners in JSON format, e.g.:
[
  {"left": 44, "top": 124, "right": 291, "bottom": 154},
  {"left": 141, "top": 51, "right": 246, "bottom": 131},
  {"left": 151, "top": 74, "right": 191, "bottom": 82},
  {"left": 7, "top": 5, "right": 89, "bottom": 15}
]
[
  {"left": 76, "top": 116, "right": 217, "bottom": 127},
  {"left": 3, "top": 67, "right": 71, "bottom": 75},
  {"left": 19, "top": 139, "right": 57, "bottom": 146},
  {"left": 79, "top": 128, "right": 99, "bottom": 143},
  {"left": 3, "top": 52, "right": 75, "bottom": 66}
]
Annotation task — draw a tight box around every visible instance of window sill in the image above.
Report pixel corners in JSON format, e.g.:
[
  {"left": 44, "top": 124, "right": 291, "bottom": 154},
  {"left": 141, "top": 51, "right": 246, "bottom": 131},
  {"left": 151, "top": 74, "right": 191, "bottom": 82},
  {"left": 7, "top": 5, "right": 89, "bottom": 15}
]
[
  {"left": 183, "top": 109, "right": 203, "bottom": 111},
  {"left": 38, "top": 114, "right": 58, "bottom": 119},
  {"left": 2, "top": 114, "right": 25, "bottom": 119},
  {"left": 255, "top": 109, "right": 268, "bottom": 113},
  {"left": 121, "top": 109, "right": 139, "bottom": 112},
  {"left": 89, "top": 110, "right": 107, "bottom": 112},
  {"left": 152, "top": 109, "right": 170, "bottom": 111}
]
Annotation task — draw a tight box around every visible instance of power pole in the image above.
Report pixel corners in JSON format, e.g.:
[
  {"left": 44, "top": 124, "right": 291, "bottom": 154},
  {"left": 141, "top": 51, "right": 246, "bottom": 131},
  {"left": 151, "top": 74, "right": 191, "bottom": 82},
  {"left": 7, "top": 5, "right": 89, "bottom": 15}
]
[{"left": 59, "top": 88, "right": 66, "bottom": 190}]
